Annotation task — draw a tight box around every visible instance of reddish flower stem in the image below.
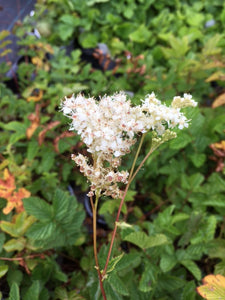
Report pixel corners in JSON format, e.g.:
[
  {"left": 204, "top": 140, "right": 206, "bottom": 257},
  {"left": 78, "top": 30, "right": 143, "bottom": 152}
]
[
  {"left": 90, "top": 196, "right": 107, "bottom": 300},
  {"left": 102, "top": 182, "right": 130, "bottom": 278},
  {"left": 102, "top": 144, "right": 155, "bottom": 278}
]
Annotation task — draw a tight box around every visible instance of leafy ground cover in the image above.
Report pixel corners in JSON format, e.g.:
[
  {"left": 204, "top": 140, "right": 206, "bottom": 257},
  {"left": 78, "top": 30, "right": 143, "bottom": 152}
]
[{"left": 0, "top": 0, "right": 225, "bottom": 299}]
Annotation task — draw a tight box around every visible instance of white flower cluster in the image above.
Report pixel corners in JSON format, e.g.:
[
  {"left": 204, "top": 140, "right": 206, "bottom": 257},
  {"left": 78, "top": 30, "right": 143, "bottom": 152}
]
[
  {"left": 61, "top": 92, "right": 197, "bottom": 198},
  {"left": 72, "top": 153, "right": 129, "bottom": 198}
]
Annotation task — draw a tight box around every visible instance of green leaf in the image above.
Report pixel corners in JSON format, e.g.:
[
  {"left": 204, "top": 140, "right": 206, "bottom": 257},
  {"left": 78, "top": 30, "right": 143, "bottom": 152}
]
[
  {"left": 9, "top": 282, "right": 20, "bottom": 300},
  {"left": 157, "top": 274, "right": 185, "bottom": 292},
  {"left": 0, "top": 212, "right": 35, "bottom": 238},
  {"left": 139, "top": 261, "right": 158, "bottom": 293},
  {"left": 180, "top": 260, "right": 201, "bottom": 280},
  {"left": 171, "top": 213, "right": 189, "bottom": 224},
  {"left": 27, "top": 140, "right": 39, "bottom": 161},
  {"left": 204, "top": 215, "right": 217, "bottom": 241},
  {"left": 23, "top": 281, "right": 40, "bottom": 300},
  {"left": 115, "top": 252, "right": 141, "bottom": 272},
  {"left": 0, "top": 221, "right": 20, "bottom": 238},
  {"left": 189, "top": 173, "right": 204, "bottom": 190},
  {"left": 87, "top": 0, "right": 109, "bottom": 5},
  {"left": 197, "top": 274, "right": 225, "bottom": 299},
  {"left": 3, "top": 237, "right": 26, "bottom": 252},
  {"left": 58, "top": 24, "right": 74, "bottom": 41},
  {"left": 26, "top": 222, "right": 56, "bottom": 240},
  {"left": 189, "top": 153, "right": 206, "bottom": 167},
  {"left": 106, "top": 253, "right": 124, "bottom": 274},
  {"left": 3, "top": 121, "right": 27, "bottom": 144},
  {"left": 108, "top": 273, "right": 129, "bottom": 296},
  {"left": 60, "top": 14, "right": 79, "bottom": 26},
  {"left": 169, "top": 132, "right": 192, "bottom": 149},
  {"left": 7, "top": 269, "right": 23, "bottom": 286},
  {"left": 124, "top": 232, "right": 169, "bottom": 249},
  {"left": 0, "top": 265, "right": 8, "bottom": 278},
  {"left": 23, "top": 197, "right": 53, "bottom": 221},
  {"left": 214, "top": 260, "right": 225, "bottom": 276},
  {"left": 79, "top": 33, "right": 98, "bottom": 48},
  {"left": 124, "top": 190, "right": 137, "bottom": 202},
  {"left": 129, "top": 24, "right": 151, "bottom": 43},
  {"left": 52, "top": 189, "right": 71, "bottom": 222},
  {"left": 0, "top": 30, "right": 10, "bottom": 40},
  {"left": 0, "top": 233, "right": 5, "bottom": 252},
  {"left": 160, "top": 254, "right": 177, "bottom": 273},
  {"left": 181, "top": 280, "right": 196, "bottom": 300}
]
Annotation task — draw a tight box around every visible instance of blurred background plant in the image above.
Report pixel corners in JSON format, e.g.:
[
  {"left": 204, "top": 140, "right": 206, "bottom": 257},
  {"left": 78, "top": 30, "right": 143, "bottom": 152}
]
[{"left": 0, "top": 0, "right": 224, "bottom": 299}]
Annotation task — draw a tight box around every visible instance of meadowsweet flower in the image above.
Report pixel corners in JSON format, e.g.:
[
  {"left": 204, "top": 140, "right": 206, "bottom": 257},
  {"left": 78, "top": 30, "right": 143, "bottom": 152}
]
[{"left": 61, "top": 92, "right": 197, "bottom": 198}]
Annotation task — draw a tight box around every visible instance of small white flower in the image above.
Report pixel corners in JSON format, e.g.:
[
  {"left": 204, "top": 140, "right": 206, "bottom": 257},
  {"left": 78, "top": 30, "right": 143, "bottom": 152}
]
[{"left": 61, "top": 91, "right": 197, "bottom": 198}]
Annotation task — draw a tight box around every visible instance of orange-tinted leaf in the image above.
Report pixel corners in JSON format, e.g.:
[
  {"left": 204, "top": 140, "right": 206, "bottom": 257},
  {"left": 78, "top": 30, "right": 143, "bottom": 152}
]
[
  {"left": 53, "top": 131, "right": 76, "bottom": 153},
  {"left": 27, "top": 89, "right": 43, "bottom": 102},
  {"left": 212, "top": 93, "right": 225, "bottom": 108},
  {"left": 213, "top": 141, "right": 225, "bottom": 151},
  {"left": 38, "top": 121, "right": 60, "bottom": 145},
  {"left": 3, "top": 188, "right": 31, "bottom": 215},
  {"left": 0, "top": 169, "right": 16, "bottom": 199},
  {"left": 36, "top": 42, "right": 54, "bottom": 54},
  {"left": 197, "top": 274, "right": 225, "bottom": 299},
  {"left": 32, "top": 56, "right": 43, "bottom": 68},
  {"left": 26, "top": 104, "right": 40, "bottom": 139},
  {"left": 205, "top": 71, "right": 225, "bottom": 82}
]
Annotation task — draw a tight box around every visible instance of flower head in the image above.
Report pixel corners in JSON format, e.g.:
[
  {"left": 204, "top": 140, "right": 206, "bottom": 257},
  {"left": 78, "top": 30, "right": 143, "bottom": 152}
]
[{"left": 61, "top": 92, "right": 197, "bottom": 198}]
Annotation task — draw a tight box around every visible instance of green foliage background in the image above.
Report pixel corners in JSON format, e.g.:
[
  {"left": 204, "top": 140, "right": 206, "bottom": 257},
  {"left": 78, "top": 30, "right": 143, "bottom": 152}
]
[{"left": 0, "top": 0, "right": 225, "bottom": 299}]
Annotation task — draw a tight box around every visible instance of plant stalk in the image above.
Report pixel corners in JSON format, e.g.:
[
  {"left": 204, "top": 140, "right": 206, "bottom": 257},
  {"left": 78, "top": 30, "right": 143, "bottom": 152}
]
[
  {"left": 102, "top": 134, "right": 149, "bottom": 278},
  {"left": 90, "top": 195, "right": 107, "bottom": 300}
]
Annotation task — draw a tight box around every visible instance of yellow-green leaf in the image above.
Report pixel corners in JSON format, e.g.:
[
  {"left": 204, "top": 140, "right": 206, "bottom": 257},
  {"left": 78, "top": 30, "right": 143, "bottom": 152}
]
[
  {"left": 197, "top": 274, "right": 225, "bottom": 299},
  {"left": 0, "top": 265, "right": 9, "bottom": 278}
]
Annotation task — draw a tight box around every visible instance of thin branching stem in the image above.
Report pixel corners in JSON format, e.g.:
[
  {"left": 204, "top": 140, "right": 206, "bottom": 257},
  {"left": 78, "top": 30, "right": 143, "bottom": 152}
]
[
  {"left": 102, "top": 134, "right": 155, "bottom": 278},
  {"left": 128, "top": 132, "right": 147, "bottom": 182}
]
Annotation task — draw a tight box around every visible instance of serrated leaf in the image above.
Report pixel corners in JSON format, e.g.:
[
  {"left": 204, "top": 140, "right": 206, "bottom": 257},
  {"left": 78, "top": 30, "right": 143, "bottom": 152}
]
[
  {"left": 106, "top": 253, "right": 124, "bottom": 274},
  {"left": 27, "top": 222, "right": 56, "bottom": 240},
  {"left": 104, "top": 281, "right": 123, "bottom": 300},
  {"left": 160, "top": 254, "right": 177, "bottom": 273},
  {"left": 181, "top": 260, "right": 201, "bottom": 280},
  {"left": 214, "top": 260, "right": 225, "bottom": 276},
  {"left": 124, "top": 232, "right": 169, "bottom": 249},
  {"left": 53, "top": 189, "right": 71, "bottom": 221},
  {"left": 115, "top": 252, "right": 141, "bottom": 272},
  {"left": 171, "top": 213, "right": 189, "bottom": 224},
  {"left": 197, "top": 274, "right": 225, "bottom": 299},
  {"left": 169, "top": 132, "right": 193, "bottom": 149},
  {"left": 23, "top": 197, "right": 53, "bottom": 221},
  {"left": 3, "top": 237, "right": 26, "bottom": 252},
  {"left": 189, "top": 153, "right": 206, "bottom": 167},
  {"left": 181, "top": 280, "right": 196, "bottom": 300},
  {"left": 3, "top": 122, "right": 27, "bottom": 144},
  {"left": 0, "top": 212, "right": 35, "bottom": 237},
  {"left": 108, "top": 273, "right": 129, "bottom": 296},
  {"left": 23, "top": 280, "right": 40, "bottom": 300},
  {"left": 139, "top": 262, "right": 153, "bottom": 292},
  {"left": 157, "top": 274, "right": 185, "bottom": 292},
  {"left": 27, "top": 140, "right": 39, "bottom": 160},
  {"left": 124, "top": 190, "right": 137, "bottom": 202},
  {"left": 189, "top": 173, "right": 205, "bottom": 190}
]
